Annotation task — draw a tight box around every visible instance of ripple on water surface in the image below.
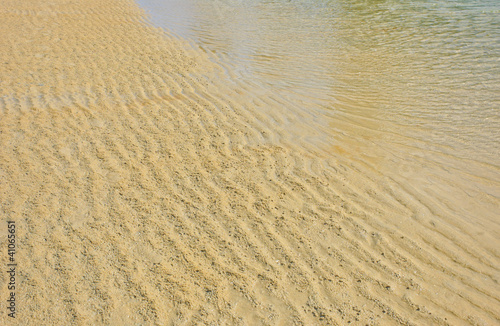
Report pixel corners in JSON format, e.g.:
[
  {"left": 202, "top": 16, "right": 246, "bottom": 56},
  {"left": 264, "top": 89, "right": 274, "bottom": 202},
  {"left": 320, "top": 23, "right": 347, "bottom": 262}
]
[{"left": 137, "top": 0, "right": 499, "bottom": 222}]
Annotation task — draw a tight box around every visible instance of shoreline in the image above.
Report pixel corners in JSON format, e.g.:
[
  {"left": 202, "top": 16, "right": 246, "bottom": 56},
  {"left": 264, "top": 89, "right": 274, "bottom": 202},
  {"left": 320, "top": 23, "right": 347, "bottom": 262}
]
[{"left": 0, "top": 0, "right": 499, "bottom": 324}]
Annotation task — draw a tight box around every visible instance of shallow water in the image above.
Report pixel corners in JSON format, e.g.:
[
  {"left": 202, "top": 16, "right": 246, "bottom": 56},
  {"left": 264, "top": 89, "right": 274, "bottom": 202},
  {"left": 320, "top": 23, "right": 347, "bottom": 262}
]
[
  {"left": 0, "top": 0, "right": 498, "bottom": 323},
  {"left": 137, "top": 0, "right": 500, "bottom": 223}
]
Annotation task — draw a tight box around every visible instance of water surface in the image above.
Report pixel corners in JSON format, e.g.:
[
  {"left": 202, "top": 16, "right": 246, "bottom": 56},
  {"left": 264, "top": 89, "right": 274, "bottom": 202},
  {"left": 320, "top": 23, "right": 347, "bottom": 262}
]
[{"left": 138, "top": 0, "right": 500, "bottom": 224}]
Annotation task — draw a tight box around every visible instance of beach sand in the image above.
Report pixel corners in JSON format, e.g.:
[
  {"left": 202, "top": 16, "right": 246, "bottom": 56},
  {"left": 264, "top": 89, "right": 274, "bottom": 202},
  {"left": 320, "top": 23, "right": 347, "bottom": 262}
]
[{"left": 0, "top": 0, "right": 499, "bottom": 325}]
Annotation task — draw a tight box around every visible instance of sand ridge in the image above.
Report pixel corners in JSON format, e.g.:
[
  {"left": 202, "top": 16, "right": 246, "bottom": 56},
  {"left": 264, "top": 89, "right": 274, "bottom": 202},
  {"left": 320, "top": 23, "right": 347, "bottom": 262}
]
[{"left": 0, "top": 0, "right": 499, "bottom": 325}]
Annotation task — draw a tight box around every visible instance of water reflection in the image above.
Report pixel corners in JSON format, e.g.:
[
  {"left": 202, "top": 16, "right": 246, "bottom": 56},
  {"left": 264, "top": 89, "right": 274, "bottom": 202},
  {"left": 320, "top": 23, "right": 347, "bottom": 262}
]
[
  {"left": 137, "top": 0, "right": 500, "bottom": 221},
  {"left": 140, "top": 0, "right": 347, "bottom": 97}
]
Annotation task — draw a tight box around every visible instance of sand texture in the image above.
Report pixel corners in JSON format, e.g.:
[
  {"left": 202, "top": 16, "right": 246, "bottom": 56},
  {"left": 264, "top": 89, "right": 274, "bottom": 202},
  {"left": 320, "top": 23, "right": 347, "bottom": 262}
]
[{"left": 0, "top": 0, "right": 499, "bottom": 325}]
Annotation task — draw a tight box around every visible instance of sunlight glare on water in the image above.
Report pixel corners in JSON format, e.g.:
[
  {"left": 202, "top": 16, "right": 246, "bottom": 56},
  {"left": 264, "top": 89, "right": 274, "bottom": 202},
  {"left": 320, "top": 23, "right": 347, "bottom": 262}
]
[{"left": 137, "top": 0, "right": 500, "bottom": 223}]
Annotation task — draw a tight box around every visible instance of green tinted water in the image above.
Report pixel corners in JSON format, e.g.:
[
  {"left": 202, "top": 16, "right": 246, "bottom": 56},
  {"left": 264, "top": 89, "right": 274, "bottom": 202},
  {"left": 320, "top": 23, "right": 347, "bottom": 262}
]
[{"left": 138, "top": 0, "right": 500, "bottom": 221}]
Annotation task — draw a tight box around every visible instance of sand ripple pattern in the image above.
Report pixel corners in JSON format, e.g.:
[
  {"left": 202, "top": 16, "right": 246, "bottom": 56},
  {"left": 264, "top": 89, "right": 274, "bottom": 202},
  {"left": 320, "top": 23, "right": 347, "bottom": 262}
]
[{"left": 0, "top": 0, "right": 499, "bottom": 325}]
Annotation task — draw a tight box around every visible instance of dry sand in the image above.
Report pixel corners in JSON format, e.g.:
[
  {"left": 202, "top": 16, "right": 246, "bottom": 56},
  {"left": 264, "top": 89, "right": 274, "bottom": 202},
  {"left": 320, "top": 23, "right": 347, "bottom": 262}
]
[{"left": 0, "top": 0, "right": 499, "bottom": 325}]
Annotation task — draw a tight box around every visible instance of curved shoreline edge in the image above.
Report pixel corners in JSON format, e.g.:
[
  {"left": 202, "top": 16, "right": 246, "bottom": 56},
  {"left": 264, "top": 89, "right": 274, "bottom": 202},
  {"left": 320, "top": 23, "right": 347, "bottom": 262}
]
[{"left": 0, "top": 0, "right": 498, "bottom": 324}]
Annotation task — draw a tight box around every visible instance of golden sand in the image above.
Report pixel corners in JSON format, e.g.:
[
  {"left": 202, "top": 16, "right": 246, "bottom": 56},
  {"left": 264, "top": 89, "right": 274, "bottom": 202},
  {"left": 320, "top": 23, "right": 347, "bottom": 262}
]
[{"left": 0, "top": 0, "right": 499, "bottom": 325}]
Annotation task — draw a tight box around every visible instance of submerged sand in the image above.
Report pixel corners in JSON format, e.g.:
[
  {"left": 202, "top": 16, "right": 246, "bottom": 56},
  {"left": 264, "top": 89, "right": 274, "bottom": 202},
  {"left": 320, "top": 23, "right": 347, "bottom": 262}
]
[{"left": 0, "top": 0, "right": 499, "bottom": 325}]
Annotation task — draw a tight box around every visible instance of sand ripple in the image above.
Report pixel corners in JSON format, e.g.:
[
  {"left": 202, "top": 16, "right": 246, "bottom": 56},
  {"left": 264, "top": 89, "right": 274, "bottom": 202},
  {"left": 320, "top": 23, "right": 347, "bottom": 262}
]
[{"left": 0, "top": 0, "right": 499, "bottom": 325}]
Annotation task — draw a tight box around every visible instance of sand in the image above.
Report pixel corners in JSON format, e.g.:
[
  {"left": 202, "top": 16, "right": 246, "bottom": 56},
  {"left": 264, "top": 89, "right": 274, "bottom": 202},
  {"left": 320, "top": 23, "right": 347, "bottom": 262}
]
[{"left": 0, "top": 0, "right": 499, "bottom": 325}]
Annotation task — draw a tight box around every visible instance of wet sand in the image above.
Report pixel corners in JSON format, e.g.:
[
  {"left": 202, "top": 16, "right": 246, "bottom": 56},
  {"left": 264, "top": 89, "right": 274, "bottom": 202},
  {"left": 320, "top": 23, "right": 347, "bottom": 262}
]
[{"left": 0, "top": 0, "right": 499, "bottom": 325}]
